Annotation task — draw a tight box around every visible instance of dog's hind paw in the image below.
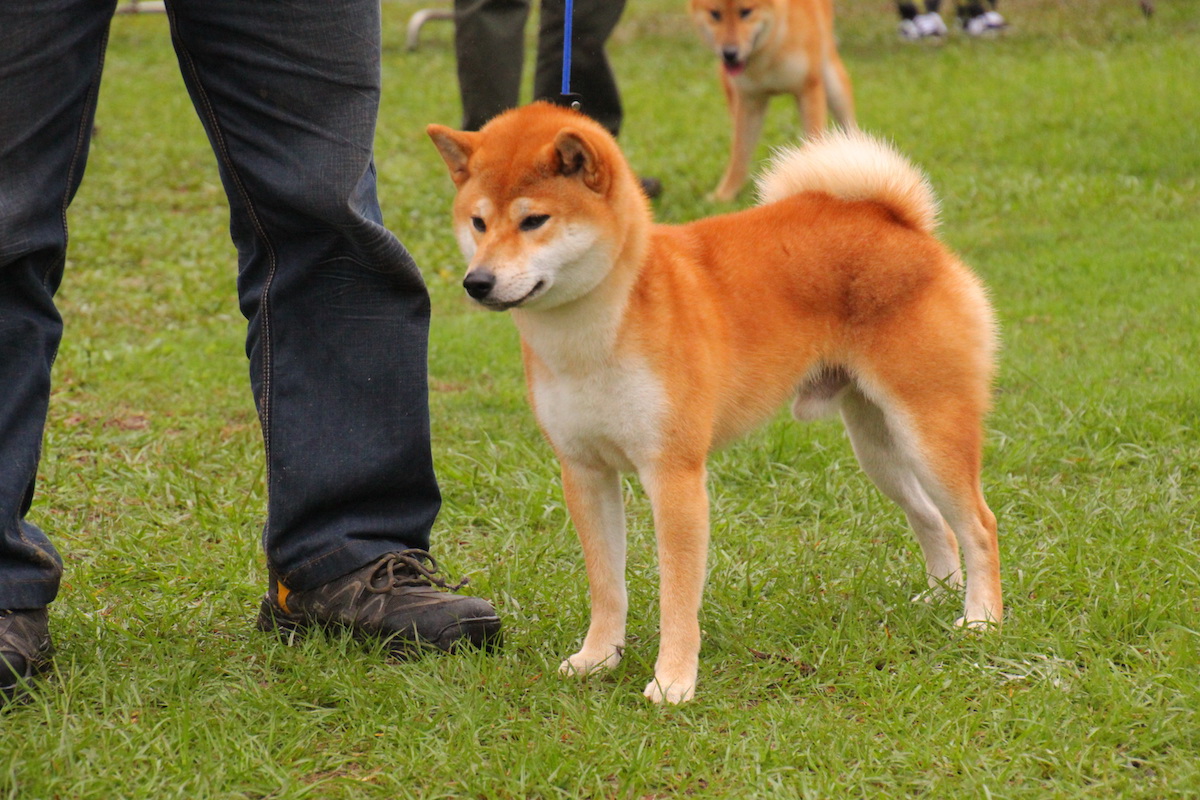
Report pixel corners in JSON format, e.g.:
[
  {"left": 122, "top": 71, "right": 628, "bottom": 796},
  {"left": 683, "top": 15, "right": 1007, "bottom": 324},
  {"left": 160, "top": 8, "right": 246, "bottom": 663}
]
[
  {"left": 912, "top": 573, "right": 964, "bottom": 605},
  {"left": 911, "top": 585, "right": 956, "bottom": 605}
]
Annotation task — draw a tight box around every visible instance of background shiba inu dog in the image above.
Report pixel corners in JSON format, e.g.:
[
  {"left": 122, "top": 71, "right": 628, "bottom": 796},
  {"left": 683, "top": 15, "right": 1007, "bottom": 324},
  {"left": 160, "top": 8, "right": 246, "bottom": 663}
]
[
  {"left": 690, "top": 0, "right": 856, "bottom": 201},
  {"left": 428, "top": 102, "right": 1000, "bottom": 704}
]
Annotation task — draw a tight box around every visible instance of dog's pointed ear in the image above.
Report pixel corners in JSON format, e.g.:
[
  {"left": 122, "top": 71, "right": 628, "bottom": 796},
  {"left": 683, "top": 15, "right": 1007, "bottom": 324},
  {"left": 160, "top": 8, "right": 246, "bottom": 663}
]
[
  {"left": 427, "top": 124, "right": 478, "bottom": 186},
  {"left": 552, "top": 127, "right": 609, "bottom": 194}
]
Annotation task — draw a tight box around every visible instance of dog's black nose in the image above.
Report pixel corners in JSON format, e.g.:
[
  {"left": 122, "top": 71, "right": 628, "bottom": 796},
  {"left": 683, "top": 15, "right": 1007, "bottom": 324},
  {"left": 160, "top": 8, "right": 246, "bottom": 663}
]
[
  {"left": 721, "top": 47, "right": 740, "bottom": 67},
  {"left": 463, "top": 270, "right": 496, "bottom": 300}
]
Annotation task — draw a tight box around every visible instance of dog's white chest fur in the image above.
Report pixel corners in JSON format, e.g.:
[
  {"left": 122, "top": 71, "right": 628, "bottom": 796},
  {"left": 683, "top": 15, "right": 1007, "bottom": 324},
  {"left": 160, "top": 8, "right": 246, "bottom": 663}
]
[
  {"left": 530, "top": 359, "right": 666, "bottom": 472},
  {"left": 751, "top": 50, "right": 812, "bottom": 93}
]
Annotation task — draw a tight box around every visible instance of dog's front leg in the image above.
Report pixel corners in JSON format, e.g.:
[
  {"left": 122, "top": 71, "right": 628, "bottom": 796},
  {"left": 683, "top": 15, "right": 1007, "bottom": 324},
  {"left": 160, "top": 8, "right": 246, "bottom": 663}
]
[
  {"left": 559, "top": 460, "right": 628, "bottom": 678},
  {"left": 712, "top": 89, "right": 768, "bottom": 202},
  {"left": 641, "top": 462, "right": 710, "bottom": 704}
]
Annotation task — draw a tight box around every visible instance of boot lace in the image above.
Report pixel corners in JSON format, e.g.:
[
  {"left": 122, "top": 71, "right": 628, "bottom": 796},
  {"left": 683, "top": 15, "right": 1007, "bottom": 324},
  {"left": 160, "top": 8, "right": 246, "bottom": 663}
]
[{"left": 366, "top": 549, "right": 468, "bottom": 593}]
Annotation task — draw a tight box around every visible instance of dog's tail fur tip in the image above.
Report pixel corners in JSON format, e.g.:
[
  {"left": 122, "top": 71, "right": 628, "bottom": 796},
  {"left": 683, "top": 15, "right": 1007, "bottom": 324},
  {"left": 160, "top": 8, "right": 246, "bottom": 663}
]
[{"left": 755, "top": 129, "right": 939, "bottom": 234}]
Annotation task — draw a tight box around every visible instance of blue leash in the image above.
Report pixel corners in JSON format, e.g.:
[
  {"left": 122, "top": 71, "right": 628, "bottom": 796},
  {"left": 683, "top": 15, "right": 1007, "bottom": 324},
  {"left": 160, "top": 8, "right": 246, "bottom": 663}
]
[
  {"left": 558, "top": 0, "right": 582, "bottom": 110},
  {"left": 561, "top": 0, "right": 574, "bottom": 95}
]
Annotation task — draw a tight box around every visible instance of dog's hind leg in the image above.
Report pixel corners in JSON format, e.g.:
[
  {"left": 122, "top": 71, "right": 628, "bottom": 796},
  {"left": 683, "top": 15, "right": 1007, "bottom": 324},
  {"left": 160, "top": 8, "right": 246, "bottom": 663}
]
[
  {"left": 907, "top": 408, "right": 1002, "bottom": 630},
  {"left": 839, "top": 387, "right": 962, "bottom": 596},
  {"left": 851, "top": 378, "right": 1001, "bottom": 629},
  {"left": 559, "top": 461, "right": 629, "bottom": 677},
  {"left": 847, "top": 262, "right": 1001, "bottom": 629}
]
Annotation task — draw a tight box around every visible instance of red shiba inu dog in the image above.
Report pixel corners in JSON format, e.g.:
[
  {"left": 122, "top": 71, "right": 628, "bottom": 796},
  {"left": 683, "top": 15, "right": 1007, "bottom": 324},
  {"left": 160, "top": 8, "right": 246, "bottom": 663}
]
[
  {"left": 690, "top": 0, "right": 857, "bottom": 202},
  {"left": 428, "top": 102, "right": 1000, "bottom": 704}
]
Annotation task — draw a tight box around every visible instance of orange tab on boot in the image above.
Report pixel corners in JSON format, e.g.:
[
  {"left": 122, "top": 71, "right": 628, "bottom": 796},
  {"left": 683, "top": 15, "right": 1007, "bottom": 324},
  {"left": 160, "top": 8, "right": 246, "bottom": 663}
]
[{"left": 276, "top": 581, "right": 292, "bottom": 615}]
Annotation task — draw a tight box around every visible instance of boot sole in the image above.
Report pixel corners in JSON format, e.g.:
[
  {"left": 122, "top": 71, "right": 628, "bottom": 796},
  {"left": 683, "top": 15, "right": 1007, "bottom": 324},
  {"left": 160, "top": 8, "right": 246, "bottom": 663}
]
[
  {"left": 1, "top": 647, "right": 54, "bottom": 707},
  {"left": 255, "top": 596, "right": 502, "bottom": 657}
]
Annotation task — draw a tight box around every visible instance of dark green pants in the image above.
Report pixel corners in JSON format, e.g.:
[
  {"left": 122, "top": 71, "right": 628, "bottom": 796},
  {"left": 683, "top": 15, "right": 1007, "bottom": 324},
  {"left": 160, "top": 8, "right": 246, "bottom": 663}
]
[{"left": 453, "top": 0, "right": 625, "bottom": 135}]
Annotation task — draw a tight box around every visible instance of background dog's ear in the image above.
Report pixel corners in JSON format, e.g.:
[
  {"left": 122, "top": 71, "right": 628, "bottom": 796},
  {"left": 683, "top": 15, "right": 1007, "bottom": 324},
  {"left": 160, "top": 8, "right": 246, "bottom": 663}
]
[
  {"left": 427, "top": 125, "right": 477, "bottom": 186},
  {"left": 552, "top": 128, "right": 609, "bottom": 194}
]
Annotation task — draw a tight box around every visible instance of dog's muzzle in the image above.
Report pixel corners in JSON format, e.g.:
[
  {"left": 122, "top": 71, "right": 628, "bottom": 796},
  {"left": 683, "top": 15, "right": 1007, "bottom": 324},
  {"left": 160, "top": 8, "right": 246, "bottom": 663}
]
[{"left": 722, "top": 47, "right": 748, "bottom": 71}]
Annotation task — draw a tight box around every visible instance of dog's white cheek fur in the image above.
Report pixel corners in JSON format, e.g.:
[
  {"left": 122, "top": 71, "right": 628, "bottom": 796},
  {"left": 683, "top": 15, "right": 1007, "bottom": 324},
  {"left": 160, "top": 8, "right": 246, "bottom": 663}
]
[
  {"left": 455, "top": 222, "right": 477, "bottom": 262},
  {"left": 750, "top": 19, "right": 771, "bottom": 51},
  {"left": 524, "top": 222, "right": 611, "bottom": 309}
]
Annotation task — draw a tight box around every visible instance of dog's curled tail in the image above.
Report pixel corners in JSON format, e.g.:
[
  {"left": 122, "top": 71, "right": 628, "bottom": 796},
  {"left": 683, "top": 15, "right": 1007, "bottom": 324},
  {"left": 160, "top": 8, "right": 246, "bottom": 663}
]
[{"left": 756, "top": 130, "right": 939, "bottom": 234}]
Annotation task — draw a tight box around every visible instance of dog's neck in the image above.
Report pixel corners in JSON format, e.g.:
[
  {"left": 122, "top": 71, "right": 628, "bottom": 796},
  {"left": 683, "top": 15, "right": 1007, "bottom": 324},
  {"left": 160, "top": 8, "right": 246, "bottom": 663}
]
[{"left": 512, "top": 213, "right": 649, "bottom": 376}]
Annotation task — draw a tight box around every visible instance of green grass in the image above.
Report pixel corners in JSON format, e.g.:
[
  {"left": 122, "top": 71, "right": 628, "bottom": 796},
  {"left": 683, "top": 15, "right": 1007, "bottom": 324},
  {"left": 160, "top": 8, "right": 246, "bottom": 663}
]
[{"left": 5, "top": 0, "right": 1199, "bottom": 796}]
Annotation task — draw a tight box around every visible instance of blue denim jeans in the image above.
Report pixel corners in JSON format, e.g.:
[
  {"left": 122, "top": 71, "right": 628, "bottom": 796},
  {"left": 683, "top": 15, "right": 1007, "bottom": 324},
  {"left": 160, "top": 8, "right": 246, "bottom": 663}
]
[{"left": 0, "top": 0, "right": 440, "bottom": 609}]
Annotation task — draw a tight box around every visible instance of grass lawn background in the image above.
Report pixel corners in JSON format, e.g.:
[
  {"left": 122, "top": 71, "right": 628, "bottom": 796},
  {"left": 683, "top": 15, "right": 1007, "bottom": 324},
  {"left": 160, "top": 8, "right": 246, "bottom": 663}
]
[{"left": 4, "top": 1, "right": 1198, "bottom": 797}]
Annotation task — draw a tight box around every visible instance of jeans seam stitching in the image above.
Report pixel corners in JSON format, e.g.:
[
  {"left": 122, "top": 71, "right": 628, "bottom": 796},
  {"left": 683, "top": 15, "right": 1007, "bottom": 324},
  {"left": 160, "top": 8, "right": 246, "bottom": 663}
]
[{"left": 168, "top": 9, "right": 278, "bottom": 490}]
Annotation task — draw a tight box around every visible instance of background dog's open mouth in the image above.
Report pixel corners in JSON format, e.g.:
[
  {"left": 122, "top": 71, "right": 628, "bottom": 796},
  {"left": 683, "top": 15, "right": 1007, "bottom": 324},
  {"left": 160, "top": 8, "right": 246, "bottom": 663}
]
[{"left": 721, "top": 52, "right": 747, "bottom": 76}]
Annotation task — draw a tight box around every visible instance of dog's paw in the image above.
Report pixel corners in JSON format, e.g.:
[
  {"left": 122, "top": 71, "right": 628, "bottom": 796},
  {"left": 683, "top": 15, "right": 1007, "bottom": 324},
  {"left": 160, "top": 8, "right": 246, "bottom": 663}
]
[
  {"left": 913, "top": 574, "right": 964, "bottom": 605},
  {"left": 643, "top": 676, "right": 696, "bottom": 705},
  {"left": 559, "top": 647, "right": 622, "bottom": 677},
  {"left": 643, "top": 677, "right": 695, "bottom": 705},
  {"left": 911, "top": 586, "right": 954, "bottom": 605},
  {"left": 707, "top": 187, "right": 739, "bottom": 203},
  {"left": 954, "top": 615, "right": 1000, "bottom": 633}
]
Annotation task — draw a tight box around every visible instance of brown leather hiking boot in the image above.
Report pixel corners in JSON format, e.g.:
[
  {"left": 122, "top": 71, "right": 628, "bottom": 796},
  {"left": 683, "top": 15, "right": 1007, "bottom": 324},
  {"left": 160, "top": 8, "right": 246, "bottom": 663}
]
[
  {"left": 1, "top": 608, "right": 53, "bottom": 706},
  {"left": 256, "top": 550, "right": 501, "bottom": 656}
]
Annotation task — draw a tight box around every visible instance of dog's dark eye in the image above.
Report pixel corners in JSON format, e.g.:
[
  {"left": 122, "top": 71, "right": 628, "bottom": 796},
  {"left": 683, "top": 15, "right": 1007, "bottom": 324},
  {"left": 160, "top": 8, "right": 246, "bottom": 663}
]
[
  {"left": 738, "top": 7, "right": 752, "bottom": 18},
  {"left": 709, "top": 9, "right": 721, "bottom": 21},
  {"left": 519, "top": 214, "right": 550, "bottom": 232},
  {"left": 471, "top": 216, "right": 486, "bottom": 233}
]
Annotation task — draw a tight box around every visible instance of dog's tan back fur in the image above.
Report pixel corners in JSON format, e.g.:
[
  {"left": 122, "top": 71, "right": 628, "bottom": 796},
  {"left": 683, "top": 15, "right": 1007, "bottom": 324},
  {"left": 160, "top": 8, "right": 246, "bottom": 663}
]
[{"left": 429, "top": 103, "right": 1001, "bottom": 704}]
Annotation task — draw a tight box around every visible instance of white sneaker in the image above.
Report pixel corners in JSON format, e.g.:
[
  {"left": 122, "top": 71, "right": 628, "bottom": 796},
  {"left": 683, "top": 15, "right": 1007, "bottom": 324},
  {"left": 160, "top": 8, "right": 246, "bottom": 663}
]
[
  {"left": 964, "top": 10, "right": 1006, "bottom": 36},
  {"left": 900, "top": 11, "right": 947, "bottom": 40}
]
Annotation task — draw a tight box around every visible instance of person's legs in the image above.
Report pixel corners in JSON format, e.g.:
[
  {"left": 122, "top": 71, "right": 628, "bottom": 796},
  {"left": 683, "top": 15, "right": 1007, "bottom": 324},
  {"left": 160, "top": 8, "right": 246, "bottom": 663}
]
[
  {"left": 454, "top": 0, "right": 532, "bottom": 131},
  {"left": 533, "top": 0, "right": 625, "bottom": 136},
  {"left": 164, "top": 0, "right": 442, "bottom": 592},
  {"left": 0, "top": 0, "right": 117, "bottom": 702},
  {"left": 168, "top": 0, "right": 499, "bottom": 651},
  {"left": 0, "top": 0, "right": 118, "bottom": 613}
]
